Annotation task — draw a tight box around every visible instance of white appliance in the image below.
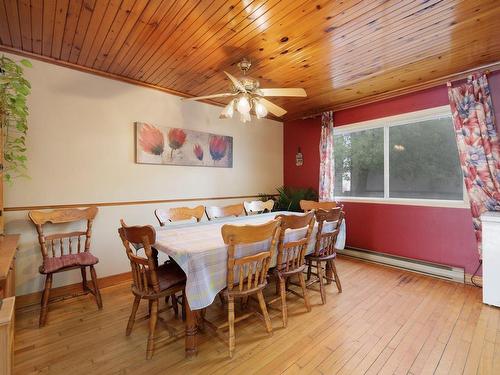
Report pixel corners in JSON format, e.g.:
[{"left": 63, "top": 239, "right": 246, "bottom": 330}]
[{"left": 482, "top": 211, "right": 500, "bottom": 307}]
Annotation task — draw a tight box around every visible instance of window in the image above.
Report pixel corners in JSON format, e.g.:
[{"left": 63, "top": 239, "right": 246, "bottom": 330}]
[{"left": 333, "top": 106, "right": 466, "bottom": 206}]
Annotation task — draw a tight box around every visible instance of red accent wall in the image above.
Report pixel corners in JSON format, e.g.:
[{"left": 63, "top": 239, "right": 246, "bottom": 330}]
[{"left": 283, "top": 71, "right": 500, "bottom": 274}]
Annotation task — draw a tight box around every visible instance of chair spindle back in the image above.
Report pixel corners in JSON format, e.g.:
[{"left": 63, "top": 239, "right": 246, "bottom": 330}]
[
  {"left": 206, "top": 203, "right": 246, "bottom": 220},
  {"left": 155, "top": 205, "right": 205, "bottom": 226},
  {"left": 313, "top": 208, "right": 344, "bottom": 257},
  {"left": 300, "top": 200, "right": 337, "bottom": 212},
  {"left": 244, "top": 200, "right": 275, "bottom": 214},
  {"left": 28, "top": 207, "right": 98, "bottom": 259},
  {"left": 222, "top": 219, "right": 281, "bottom": 293},
  {"left": 118, "top": 223, "right": 159, "bottom": 296},
  {"left": 275, "top": 212, "right": 315, "bottom": 273}
]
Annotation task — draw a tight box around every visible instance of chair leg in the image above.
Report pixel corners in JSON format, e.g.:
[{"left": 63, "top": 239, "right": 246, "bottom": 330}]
[
  {"left": 146, "top": 299, "right": 158, "bottom": 359},
  {"left": 198, "top": 308, "right": 206, "bottom": 332},
  {"left": 317, "top": 261, "right": 326, "bottom": 304},
  {"left": 331, "top": 260, "right": 342, "bottom": 293},
  {"left": 89, "top": 265, "right": 103, "bottom": 309},
  {"left": 325, "top": 260, "right": 333, "bottom": 285},
  {"left": 173, "top": 294, "right": 180, "bottom": 318},
  {"left": 180, "top": 292, "right": 186, "bottom": 321},
  {"left": 126, "top": 296, "right": 141, "bottom": 336},
  {"left": 279, "top": 276, "right": 287, "bottom": 328},
  {"left": 241, "top": 295, "right": 249, "bottom": 310},
  {"left": 80, "top": 267, "right": 87, "bottom": 290},
  {"left": 256, "top": 290, "right": 273, "bottom": 334},
  {"left": 307, "top": 261, "right": 312, "bottom": 281},
  {"left": 218, "top": 292, "right": 225, "bottom": 307},
  {"left": 39, "top": 273, "right": 53, "bottom": 327},
  {"left": 298, "top": 272, "right": 311, "bottom": 312},
  {"left": 228, "top": 295, "right": 235, "bottom": 358}
]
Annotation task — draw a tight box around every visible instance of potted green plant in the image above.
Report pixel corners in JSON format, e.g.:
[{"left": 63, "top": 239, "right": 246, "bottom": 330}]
[
  {"left": 260, "top": 186, "right": 318, "bottom": 212},
  {"left": 0, "top": 55, "right": 31, "bottom": 234}
]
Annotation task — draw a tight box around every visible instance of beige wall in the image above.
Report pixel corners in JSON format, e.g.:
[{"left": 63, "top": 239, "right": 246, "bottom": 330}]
[{"left": 3, "top": 53, "right": 283, "bottom": 296}]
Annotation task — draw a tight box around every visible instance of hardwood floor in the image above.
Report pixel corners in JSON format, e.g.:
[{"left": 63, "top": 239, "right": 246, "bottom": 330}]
[{"left": 14, "top": 258, "right": 500, "bottom": 374}]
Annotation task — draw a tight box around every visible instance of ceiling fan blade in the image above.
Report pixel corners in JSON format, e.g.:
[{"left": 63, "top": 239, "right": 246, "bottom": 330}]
[
  {"left": 259, "top": 88, "right": 307, "bottom": 97},
  {"left": 224, "top": 71, "right": 246, "bottom": 92},
  {"left": 182, "top": 93, "right": 236, "bottom": 101},
  {"left": 260, "top": 98, "right": 287, "bottom": 117}
]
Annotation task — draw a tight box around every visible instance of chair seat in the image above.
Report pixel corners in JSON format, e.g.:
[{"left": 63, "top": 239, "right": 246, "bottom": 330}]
[
  {"left": 40, "top": 252, "right": 99, "bottom": 274},
  {"left": 305, "top": 251, "right": 337, "bottom": 261},
  {"left": 155, "top": 262, "right": 186, "bottom": 291}
]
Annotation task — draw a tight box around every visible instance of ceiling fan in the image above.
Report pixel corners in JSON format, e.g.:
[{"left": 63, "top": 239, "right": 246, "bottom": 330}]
[{"left": 182, "top": 58, "right": 307, "bottom": 122}]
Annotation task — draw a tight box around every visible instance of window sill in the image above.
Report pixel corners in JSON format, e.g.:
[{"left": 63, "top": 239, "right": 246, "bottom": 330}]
[{"left": 334, "top": 196, "right": 470, "bottom": 209}]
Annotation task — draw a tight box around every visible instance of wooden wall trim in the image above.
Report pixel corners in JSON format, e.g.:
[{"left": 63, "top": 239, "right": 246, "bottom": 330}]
[
  {"left": 5, "top": 194, "right": 274, "bottom": 212},
  {"left": 15, "top": 272, "right": 132, "bottom": 311}
]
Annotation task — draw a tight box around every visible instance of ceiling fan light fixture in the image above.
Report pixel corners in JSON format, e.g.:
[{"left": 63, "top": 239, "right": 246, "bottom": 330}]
[
  {"left": 221, "top": 99, "right": 235, "bottom": 118},
  {"left": 240, "top": 111, "right": 251, "bottom": 123},
  {"left": 254, "top": 99, "right": 268, "bottom": 119},
  {"left": 236, "top": 95, "right": 251, "bottom": 114}
]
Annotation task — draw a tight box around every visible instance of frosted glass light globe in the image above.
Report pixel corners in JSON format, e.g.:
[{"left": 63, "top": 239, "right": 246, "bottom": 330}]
[
  {"left": 254, "top": 100, "right": 268, "bottom": 118},
  {"left": 221, "top": 100, "right": 234, "bottom": 118},
  {"left": 236, "top": 95, "right": 251, "bottom": 114}
]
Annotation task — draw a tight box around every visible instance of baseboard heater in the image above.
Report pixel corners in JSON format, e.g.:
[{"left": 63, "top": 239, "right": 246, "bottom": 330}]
[{"left": 337, "top": 247, "right": 465, "bottom": 283}]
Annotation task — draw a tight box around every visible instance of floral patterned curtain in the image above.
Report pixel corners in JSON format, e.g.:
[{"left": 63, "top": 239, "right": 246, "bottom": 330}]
[
  {"left": 319, "top": 111, "right": 335, "bottom": 201},
  {"left": 448, "top": 73, "right": 500, "bottom": 256}
]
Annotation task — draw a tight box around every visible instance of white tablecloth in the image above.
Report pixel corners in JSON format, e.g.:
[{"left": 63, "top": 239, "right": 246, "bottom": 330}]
[{"left": 154, "top": 211, "right": 346, "bottom": 310}]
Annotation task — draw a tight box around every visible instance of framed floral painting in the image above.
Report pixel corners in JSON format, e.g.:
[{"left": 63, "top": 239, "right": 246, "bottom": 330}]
[{"left": 135, "top": 122, "right": 233, "bottom": 168}]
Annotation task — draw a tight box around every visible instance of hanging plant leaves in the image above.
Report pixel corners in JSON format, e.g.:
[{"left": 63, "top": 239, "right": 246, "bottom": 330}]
[{"left": 0, "top": 55, "right": 31, "bottom": 182}]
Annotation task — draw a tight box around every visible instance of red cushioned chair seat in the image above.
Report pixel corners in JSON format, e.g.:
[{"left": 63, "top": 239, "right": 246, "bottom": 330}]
[{"left": 40, "top": 252, "right": 99, "bottom": 274}]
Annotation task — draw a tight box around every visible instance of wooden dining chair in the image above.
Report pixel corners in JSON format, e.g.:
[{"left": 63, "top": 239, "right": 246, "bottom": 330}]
[
  {"left": 118, "top": 222, "right": 186, "bottom": 359},
  {"left": 299, "top": 200, "right": 337, "bottom": 212},
  {"left": 28, "top": 206, "right": 102, "bottom": 327},
  {"left": 205, "top": 203, "right": 246, "bottom": 220},
  {"left": 154, "top": 205, "right": 205, "bottom": 226},
  {"left": 269, "top": 212, "right": 315, "bottom": 327},
  {"left": 244, "top": 199, "right": 275, "bottom": 215},
  {"left": 205, "top": 218, "right": 281, "bottom": 358},
  {"left": 305, "top": 208, "right": 344, "bottom": 304}
]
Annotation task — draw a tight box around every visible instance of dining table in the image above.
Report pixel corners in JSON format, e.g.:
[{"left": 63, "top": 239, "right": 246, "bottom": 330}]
[{"left": 153, "top": 211, "right": 346, "bottom": 358}]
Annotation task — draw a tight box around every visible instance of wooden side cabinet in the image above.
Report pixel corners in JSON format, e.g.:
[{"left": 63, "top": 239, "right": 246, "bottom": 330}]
[
  {"left": 0, "top": 235, "right": 19, "bottom": 375},
  {"left": 0, "top": 235, "right": 19, "bottom": 299},
  {"left": 0, "top": 296, "right": 15, "bottom": 375}
]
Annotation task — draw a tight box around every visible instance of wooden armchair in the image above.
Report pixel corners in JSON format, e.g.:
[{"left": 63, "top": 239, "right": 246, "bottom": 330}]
[
  {"left": 306, "top": 208, "right": 344, "bottom": 304},
  {"left": 270, "top": 212, "right": 315, "bottom": 327},
  {"left": 118, "top": 223, "right": 186, "bottom": 359},
  {"left": 244, "top": 199, "right": 275, "bottom": 214},
  {"left": 299, "top": 200, "right": 337, "bottom": 212},
  {"left": 205, "top": 203, "right": 246, "bottom": 220},
  {"left": 205, "top": 219, "right": 281, "bottom": 357},
  {"left": 154, "top": 205, "right": 205, "bottom": 226},
  {"left": 28, "top": 206, "right": 102, "bottom": 327}
]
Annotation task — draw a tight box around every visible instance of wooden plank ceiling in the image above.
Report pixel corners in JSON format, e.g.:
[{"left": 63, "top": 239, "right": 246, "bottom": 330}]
[{"left": 1, "top": 0, "right": 500, "bottom": 120}]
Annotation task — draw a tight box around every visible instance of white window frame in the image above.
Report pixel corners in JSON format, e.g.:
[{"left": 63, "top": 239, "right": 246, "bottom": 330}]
[{"left": 333, "top": 105, "right": 469, "bottom": 208}]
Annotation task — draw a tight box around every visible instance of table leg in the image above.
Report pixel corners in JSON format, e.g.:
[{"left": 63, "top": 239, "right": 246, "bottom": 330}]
[{"left": 184, "top": 295, "right": 198, "bottom": 358}]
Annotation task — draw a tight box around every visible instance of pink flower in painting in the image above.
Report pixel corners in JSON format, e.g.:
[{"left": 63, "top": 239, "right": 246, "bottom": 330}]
[
  {"left": 193, "top": 144, "right": 204, "bottom": 161},
  {"left": 139, "top": 124, "right": 164, "bottom": 155},
  {"left": 209, "top": 136, "right": 228, "bottom": 161},
  {"left": 168, "top": 128, "right": 187, "bottom": 158}
]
